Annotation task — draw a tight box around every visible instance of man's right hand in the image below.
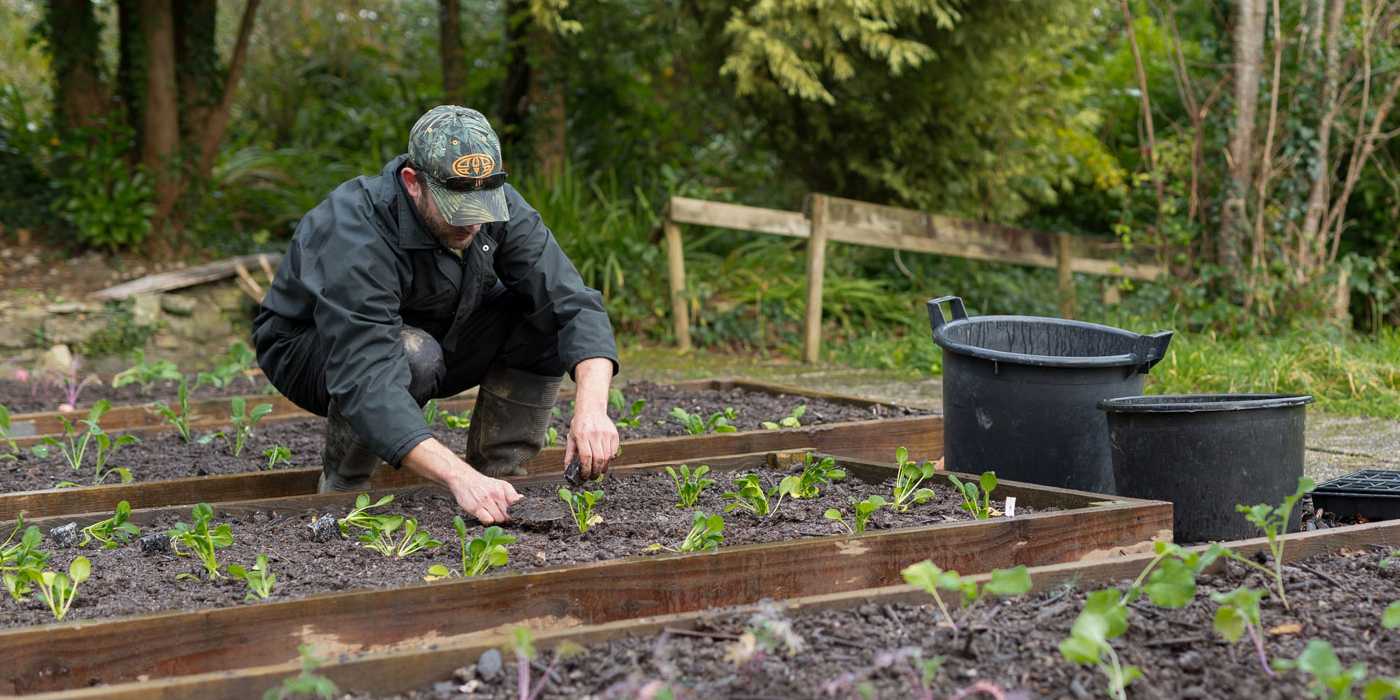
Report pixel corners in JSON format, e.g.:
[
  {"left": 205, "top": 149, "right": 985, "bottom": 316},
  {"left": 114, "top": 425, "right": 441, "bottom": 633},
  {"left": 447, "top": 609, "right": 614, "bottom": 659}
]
[{"left": 402, "top": 438, "right": 521, "bottom": 524}]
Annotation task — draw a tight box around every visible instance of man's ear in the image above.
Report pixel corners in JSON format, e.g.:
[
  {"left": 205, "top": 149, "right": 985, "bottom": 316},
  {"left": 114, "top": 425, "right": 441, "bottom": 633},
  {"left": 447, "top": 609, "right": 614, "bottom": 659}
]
[{"left": 400, "top": 166, "right": 422, "bottom": 199}]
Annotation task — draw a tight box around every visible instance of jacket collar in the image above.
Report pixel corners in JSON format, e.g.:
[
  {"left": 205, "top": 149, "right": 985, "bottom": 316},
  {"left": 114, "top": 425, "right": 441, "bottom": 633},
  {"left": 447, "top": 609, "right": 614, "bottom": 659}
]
[{"left": 378, "top": 154, "right": 441, "bottom": 250}]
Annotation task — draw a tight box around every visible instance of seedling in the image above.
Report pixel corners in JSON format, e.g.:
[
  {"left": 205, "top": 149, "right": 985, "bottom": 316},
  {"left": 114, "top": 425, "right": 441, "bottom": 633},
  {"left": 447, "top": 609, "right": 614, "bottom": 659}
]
[
  {"left": 263, "top": 445, "right": 291, "bottom": 471},
  {"left": 509, "top": 627, "right": 585, "bottom": 700},
  {"left": 201, "top": 397, "right": 273, "bottom": 457},
  {"left": 649, "top": 511, "right": 726, "bottom": 554},
  {"left": 762, "top": 404, "right": 807, "bottom": 430},
  {"left": 1059, "top": 588, "right": 1139, "bottom": 700},
  {"left": 722, "top": 473, "right": 800, "bottom": 518},
  {"left": 664, "top": 463, "right": 715, "bottom": 507},
  {"left": 40, "top": 400, "right": 111, "bottom": 472},
  {"left": 422, "top": 399, "right": 441, "bottom": 427},
  {"left": 1212, "top": 587, "right": 1272, "bottom": 676},
  {"left": 338, "top": 493, "right": 395, "bottom": 535},
  {"left": 151, "top": 377, "right": 196, "bottom": 442},
  {"left": 37, "top": 358, "right": 101, "bottom": 410},
  {"left": 197, "top": 341, "right": 257, "bottom": 389},
  {"left": 1235, "top": 476, "right": 1315, "bottom": 610},
  {"left": 1, "top": 518, "right": 48, "bottom": 600},
  {"left": 615, "top": 398, "right": 645, "bottom": 429},
  {"left": 726, "top": 601, "right": 806, "bottom": 667},
  {"left": 545, "top": 425, "right": 559, "bottom": 448},
  {"left": 669, "top": 406, "right": 738, "bottom": 435},
  {"left": 1386, "top": 602, "right": 1400, "bottom": 629},
  {"left": 901, "top": 561, "right": 1031, "bottom": 632},
  {"left": 228, "top": 554, "right": 277, "bottom": 600},
  {"left": 426, "top": 517, "right": 516, "bottom": 580},
  {"left": 340, "top": 507, "right": 432, "bottom": 558},
  {"left": 112, "top": 350, "right": 181, "bottom": 392},
  {"left": 60, "top": 429, "right": 140, "bottom": 487},
  {"left": 791, "top": 453, "right": 846, "bottom": 498},
  {"left": 1272, "top": 640, "right": 1368, "bottom": 700},
  {"left": 559, "top": 487, "right": 604, "bottom": 534},
  {"left": 948, "top": 471, "right": 998, "bottom": 520},
  {"left": 79, "top": 500, "right": 140, "bottom": 549},
  {"left": 824, "top": 495, "right": 887, "bottom": 534},
  {"left": 23, "top": 556, "right": 90, "bottom": 620},
  {"left": 442, "top": 409, "right": 472, "bottom": 429},
  {"left": 169, "top": 502, "right": 234, "bottom": 579},
  {"left": 890, "top": 446, "right": 937, "bottom": 512},
  {"left": 393, "top": 518, "right": 443, "bottom": 558},
  {"left": 263, "top": 644, "right": 338, "bottom": 700},
  {"left": 0, "top": 404, "right": 18, "bottom": 460}
]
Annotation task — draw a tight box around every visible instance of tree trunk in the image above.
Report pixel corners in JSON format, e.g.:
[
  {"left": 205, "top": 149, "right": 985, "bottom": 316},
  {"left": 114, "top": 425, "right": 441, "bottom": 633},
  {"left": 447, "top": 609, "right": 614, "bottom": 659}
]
[
  {"left": 439, "top": 0, "right": 466, "bottom": 104},
  {"left": 140, "top": 0, "right": 181, "bottom": 247},
  {"left": 1217, "top": 0, "right": 1267, "bottom": 274},
  {"left": 175, "top": 0, "right": 220, "bottom": 145},
  {"left": 528, "top": 26, "right": 566, "bottom": 181},
  {"left": 117, "top": 0, "right": 145, "bottom": 161},
  {"left": 194, "top": 0, "right": 261, "bottom": 179},
  {"left": 46, "top": 0, "right": 110, "bottom": 131},
  {"left": 498, "top": 0, "right": 533, "bottom": 156},
  {"left": 1298, "top": 0, "right": 1344, "bottom": 268}
]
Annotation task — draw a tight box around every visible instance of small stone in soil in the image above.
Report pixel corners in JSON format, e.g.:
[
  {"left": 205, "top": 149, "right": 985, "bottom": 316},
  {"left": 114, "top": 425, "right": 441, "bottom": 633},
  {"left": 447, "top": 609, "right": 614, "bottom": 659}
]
[
  {"left": 453, "top": 666, "right": 475, "bottom": 684},
  {"left": 306, "top": 513, "right": 339, "bottom": 543},
  {"left": 139, "top": 532, "right": 171, "bottom": 554},
  {"left": 476, "top": 648, "right": 503, "bottom": 681},
  {"left": 48, "top": 523, "right": 79, "bottom": 547}
]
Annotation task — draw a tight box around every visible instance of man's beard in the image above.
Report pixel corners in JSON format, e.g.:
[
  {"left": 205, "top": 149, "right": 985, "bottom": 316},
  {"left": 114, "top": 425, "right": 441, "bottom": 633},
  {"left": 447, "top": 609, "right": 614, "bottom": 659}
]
[{"left": 414, "top": 190, "right": 476, "bottom": 250}]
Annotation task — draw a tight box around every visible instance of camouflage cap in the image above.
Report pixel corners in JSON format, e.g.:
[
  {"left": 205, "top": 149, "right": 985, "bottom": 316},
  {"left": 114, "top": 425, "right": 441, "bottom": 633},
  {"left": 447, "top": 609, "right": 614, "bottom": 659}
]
[{"left": 407, "top": 105, "right": 509, "bottom": 225}]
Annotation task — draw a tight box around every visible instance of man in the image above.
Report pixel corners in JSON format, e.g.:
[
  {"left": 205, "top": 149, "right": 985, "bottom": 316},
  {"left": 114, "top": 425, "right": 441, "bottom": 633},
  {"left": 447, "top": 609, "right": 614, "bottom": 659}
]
[{"left": 253, "top": 105, "right": 620, "bottom": 525}]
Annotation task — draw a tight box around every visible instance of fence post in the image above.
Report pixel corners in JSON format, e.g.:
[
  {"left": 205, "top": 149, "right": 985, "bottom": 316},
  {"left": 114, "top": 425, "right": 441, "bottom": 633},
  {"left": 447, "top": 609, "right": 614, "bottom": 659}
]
[
  {"left": 664, "top": 205, "right": 692, "bottom": 351},
  {"left": 803, "top": 194, "right": 830, "bottom": 363},
  {"left": 1056, "top": 232, "right": 1075, "bottom": 319}
]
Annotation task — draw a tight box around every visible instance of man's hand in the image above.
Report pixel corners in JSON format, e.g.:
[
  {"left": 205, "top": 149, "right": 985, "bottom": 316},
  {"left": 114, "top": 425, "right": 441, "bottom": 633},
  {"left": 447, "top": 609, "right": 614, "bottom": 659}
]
[
  {"left": 565, "top": 357, "right": 620, "bottom": 480},
  {"left": 402, "top": 438, "right": 521, "bottom": 524}
]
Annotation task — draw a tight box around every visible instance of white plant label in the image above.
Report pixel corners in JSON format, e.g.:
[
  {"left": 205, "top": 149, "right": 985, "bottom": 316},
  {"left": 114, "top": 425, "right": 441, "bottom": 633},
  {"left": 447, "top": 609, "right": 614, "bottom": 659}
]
[{"left": 1004, "top": 497, "right": 1017, "bottom": 518}]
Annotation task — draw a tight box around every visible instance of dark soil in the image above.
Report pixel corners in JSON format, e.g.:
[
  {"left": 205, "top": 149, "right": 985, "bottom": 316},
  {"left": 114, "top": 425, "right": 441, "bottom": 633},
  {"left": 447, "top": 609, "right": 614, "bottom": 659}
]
[
  {"left": 0, "top": 374, "right": 273, "bottom": 414},
  {"left": 365, "top": 547, "right": 1400, "bottom": 700},
  {"left": 2, "top": 460, "right": 982, "bottom": 629},
  {"left": 0, "top": 383, "right": 922, "bottom": 491}
]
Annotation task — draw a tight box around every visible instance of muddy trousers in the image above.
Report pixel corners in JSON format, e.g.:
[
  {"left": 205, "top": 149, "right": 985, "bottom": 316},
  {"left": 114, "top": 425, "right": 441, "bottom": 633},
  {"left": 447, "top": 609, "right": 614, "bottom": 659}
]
[{"left": 252, "top": 288, "right": 565, "bottom": 491}]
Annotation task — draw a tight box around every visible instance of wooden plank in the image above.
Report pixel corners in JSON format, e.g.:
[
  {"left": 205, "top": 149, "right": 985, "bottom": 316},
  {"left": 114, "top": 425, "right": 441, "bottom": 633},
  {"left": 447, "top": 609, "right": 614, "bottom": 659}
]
[
  {"left": 1057, "top": 232, "right": 1075, "bottom": 318},
  {"left": 90, "top": 254, "right": 285, "bottom": 301},
  {"left": 803, "top": 194, "right": 830, "bottom": 364},
  {"left": 47, "top": 518, "right": 1400, "bottom": 700},
  {"left": 668, "top": 196, "right": 810, "bottom": 238},
  {"left": 0, "top": 475, "right": 1168, "bottom": 694},
  {"left": 663, "top": 214, "right": 692, "bottom": 351},
  {"left": 0, "top": 415, "right": 942, "bottom": 524}
]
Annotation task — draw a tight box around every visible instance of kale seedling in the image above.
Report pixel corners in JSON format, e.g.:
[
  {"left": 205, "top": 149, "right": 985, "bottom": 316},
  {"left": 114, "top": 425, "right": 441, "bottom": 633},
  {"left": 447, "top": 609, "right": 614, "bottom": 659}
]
[
  {"left": 1, "top": 517, "right": 48, "bottom": 600},
  {"left": 40, "top": 399, "right": 111, "bottom": 472},
  {"left": 824, "top": 495, "right": 887, "bottom": 535},
  {"left": 901, "top": 561, "right": 1031, "bottom": 632},
  {"left": 791, "top": 453, "right": 846, "bottom": 498},
  {"left": 79, "top": 500, "right": 140, "bottom": 548},
  {"left": 197, "top": 341, "right": 258, "bottom": 390},
  {"left": 948, "top": 471, "right": 998, "bottom": 520},
  {"left": 229, "top": 554, "right": 277, "bottom": 600},
  {"left": 59, "top": 428, "right": 140, "bottom": 487},
  {"left": 442, "top": 409, "right": 472, "bottom": 429},
  {"left": 722, "top": 473, "right": 800, "bottom": 518},
  {"left": 201, "top": 397, "right": 273, "bottom": 457},
  {"left": 649, "top": 511, "right": 725, "bottom": 554},
  {"left": 169, "top": 502, "right": 234, "bottom": 579},
  {"left": 560, "top": 487, "right": 604, "bottom": 534},
  {"left": 762, "top": 404, "right": 807, "bottom": 430},
  {"left": 1234, "top": 476, "right": 1315, "bottom": 610},
  {"left": 422, "top": 399, "right": 441, "bottom": 427},
  {"left": 263, "top": 445, "right": 291, "bottom": 471},
  {"left": 151, "top": 377, "right": 196, "bottom": 443},
  {"left": 426, "top": 517, "right": 516, "bottom": 580},
  {"left": 615, "top": 398, "right": 645, "bottom": 429},
  {"left": 889, "top": 446, "right": 937, "bottom": 512},
  {"left": 545, "top": 425, "right": 559, "bottom": 448},
  {"left": 670, "top": 406, "right": 738, "bottom": 435},
  {"left": 338, "top": 493, "right": 395, "bottom": 535},
  {"left": 23, "top": 555, "right": 90, "bottom": 620},
  {"left": 111, "top": 350, "right": 182, "bottom": 393},
  {"left": 1212, "top": 586, "right": 1272, "bottom": 676},
  {"left": 1272, "top": 640, "right": 1369, "bottom": 700},
  {"left": 263, "top": 644, "right": 338, "bottom": 700},
  {"left": 0, "top": 404, "right": 19, "bottom": 461},
  {"left": 664, "top": 463, "right": 715, "bottom": 507},
  {"left": 392, "top": 518, "right": 443, "bottom": 558}
]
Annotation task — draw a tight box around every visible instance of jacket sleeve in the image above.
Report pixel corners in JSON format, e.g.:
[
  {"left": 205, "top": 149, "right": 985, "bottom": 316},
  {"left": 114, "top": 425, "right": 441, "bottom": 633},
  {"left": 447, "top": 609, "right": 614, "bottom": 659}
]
[
  {"left": 495, "top": 185, "right": 620, "bottom": 378},
  {"left": 303, "top": 193, "right": 432, "bottom": 466}
]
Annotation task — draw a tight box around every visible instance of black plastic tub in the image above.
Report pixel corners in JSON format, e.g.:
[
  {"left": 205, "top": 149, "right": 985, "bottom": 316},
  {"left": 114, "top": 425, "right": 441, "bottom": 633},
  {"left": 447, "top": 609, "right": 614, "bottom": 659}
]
[
  {"left": 1312, "top": 470, "right": 1400, "bottom": 522},
  {"left": 1100, "top": 394, "right": 1314, "bottom": 542},
  {"left": 928, "top": 296, "right": 1172, "bottom": 494}
]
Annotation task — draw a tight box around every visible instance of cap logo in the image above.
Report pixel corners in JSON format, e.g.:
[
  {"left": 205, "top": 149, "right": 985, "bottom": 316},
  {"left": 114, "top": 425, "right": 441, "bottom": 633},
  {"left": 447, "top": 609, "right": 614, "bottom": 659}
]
[{"left": 452, "top": 153, "right": 495, "bottom": 178}]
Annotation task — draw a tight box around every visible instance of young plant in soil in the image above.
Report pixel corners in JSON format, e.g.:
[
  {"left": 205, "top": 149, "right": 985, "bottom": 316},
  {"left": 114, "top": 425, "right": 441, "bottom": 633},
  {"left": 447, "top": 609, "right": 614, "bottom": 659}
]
[
  {"left": 39, "top": 399, "right": 111, "bottom": 473},
  {"left": 228, "top": 554, "right": 276, "bottom": 601},
  {"left": 442, "top": 409, "right": 472, "bottom": 429},
  {"left": 665, "top": 463, "right": 715, "bottom": 507},
  {"left": 901, "top": 561, "right": 1032, "bottom": 633},
  {"left": 762, "top": 403, "right": 807, "bottom": 430},
  {"left": 1234, "top": 476, "right": 1315, "bottom": 610},
  {"left": 111, "top": 350, "right": 181, "bottom": 393},
  {"left": 824, "top": 494, "right": 887, "bottom": 535},
  {"left": 422, "top": 399, "right": 441, "bottom": 427},
  {"left": 37, "top": 358, "right": 101, "bottom": 411},
  {"left": 649, "top": 511, "right": 726, "bottom": 553},
  {"left": 1386, "top": 602, "right": 1400, "bottom": 629},
  {"left": 196, "top": 341, "right": 257, "bottom": 390},
  {"left": 822, "top": 647, "right": 947, "bottom": 700},
  {"left": 59, "top": 428, "right": 140, "bottom": 487},
  {"left": 560, "top": 487, "right": 604, "bottom": 534},
  {"left": 201, "top": 397, "right": 274, "bottom": 457},
  {"left": 889, "top": 446, "right": 937, "bottom": 512},
  {"left": 1272, "top": 639, "right": 1373, "bottom": 699},
  {"left": 0, "top": 404, "right": 19, "bottom": 461},
  {"left": 263, "top": 644, "right": 338, "bottom": 700},
  {"left": 1, "top": 518, "right": 48, "bottom": 600},
  {"left": 23, "top": 555, "right": 90, "bottom": 621},
  {"left": 151, "top": 376, "right": 197, "bottom": 443},
  {"left": 425, "top": 516, "right": 516, "bottom": 580},
  {"left": 670, "top": 406, "right": 738, "bottom": 435},
  {"left": 168, "top": 502, "right": 234, "bottom": 579},
  {"left": 791, "top": 453, "right": 846, "bottom": 498},
  {"left": 545, "top": 425, "right": 559, "bottom": 448},
  {"left": 79, "top": 500, "right": 140, "bottom": 549},
  {"left": 509, "top": 627, "right": 585, "bottom": 700},
  {"left": 723, "top": 473, "right": 800, "bottom": 518},
  {"left": 948, "top": 471, "right": 998, "bottom": 520},
  {"left": 263, "top": 445, "right": 292, "bottom": 470},
  {"left": 1211, "top": 586, "right": 1273, "bottom": 675},
  {"left": 610, "top": 389, "right": 646, "bottom": 429}
]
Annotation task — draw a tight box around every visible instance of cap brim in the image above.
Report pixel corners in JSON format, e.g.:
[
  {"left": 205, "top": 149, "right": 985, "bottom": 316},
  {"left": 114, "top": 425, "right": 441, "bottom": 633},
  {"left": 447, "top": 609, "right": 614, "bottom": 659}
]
[{"left": 425, "top": 178, "right": 509, "bottom": 225}]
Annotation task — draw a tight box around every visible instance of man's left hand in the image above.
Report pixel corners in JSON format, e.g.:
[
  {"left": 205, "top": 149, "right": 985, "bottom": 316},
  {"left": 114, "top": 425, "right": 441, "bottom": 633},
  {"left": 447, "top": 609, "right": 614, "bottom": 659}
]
[{"left": 564, "top": 409, "right": 619, "bottom": 480}]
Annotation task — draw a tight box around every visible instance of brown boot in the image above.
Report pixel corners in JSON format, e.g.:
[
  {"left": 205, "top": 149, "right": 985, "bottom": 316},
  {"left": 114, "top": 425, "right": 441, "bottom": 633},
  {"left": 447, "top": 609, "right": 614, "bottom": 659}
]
[{"left": 465, "top": 365, "right": 562, "bottom": 477}]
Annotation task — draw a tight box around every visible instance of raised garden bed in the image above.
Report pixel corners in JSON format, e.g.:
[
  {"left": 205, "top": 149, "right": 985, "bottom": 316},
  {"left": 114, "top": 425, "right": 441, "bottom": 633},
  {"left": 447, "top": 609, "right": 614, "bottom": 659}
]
[
  {"left": 0, "top": 372, "right": 273, "bottom": 415},
  {"left": 0, "top": 454, "right": 1169, "bottom": 694},
  {"left": 55, "top": 519, "right": 1400, "bottom": 700}
]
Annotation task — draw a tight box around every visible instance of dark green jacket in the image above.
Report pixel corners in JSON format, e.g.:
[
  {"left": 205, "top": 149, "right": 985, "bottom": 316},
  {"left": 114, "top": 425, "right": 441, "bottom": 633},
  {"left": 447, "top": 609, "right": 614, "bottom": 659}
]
[{"left": 258, "top": 155, "right": 618, "bottom": 464}]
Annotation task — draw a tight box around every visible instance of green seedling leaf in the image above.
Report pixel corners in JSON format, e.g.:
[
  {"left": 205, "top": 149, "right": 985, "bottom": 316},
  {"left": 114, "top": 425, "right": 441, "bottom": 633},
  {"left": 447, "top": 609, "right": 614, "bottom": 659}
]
[
  {"left": 1144, "top": 556, "right": 1197, "bottom": 608},
  {"left": 1384, "top": 601, "right": 1400, "bottom": 630},
  {"left": 665, "top": 464, "right": 715, "bottom": 508},
  {"left": 984, "top": 565, "right": 1032, "bottom": 597},
  {"left": 1274, "top": 639, "right": 1368, "bottom": 699}
]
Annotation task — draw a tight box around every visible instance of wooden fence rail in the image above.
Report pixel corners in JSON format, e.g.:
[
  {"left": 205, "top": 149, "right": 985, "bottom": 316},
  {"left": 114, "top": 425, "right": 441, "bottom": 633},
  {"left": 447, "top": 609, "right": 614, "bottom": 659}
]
[{"left": 663, "top": 194, "right": 1164, "bottom": 362}]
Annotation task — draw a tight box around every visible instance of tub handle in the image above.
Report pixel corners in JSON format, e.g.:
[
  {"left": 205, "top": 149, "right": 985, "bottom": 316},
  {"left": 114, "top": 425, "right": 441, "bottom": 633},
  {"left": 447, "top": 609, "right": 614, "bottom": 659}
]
[
  {"left": 927, "top": 296, "right": 968, "bottom": 333},
  {"left": 1134, "top": 330, "right": 1174, "bottom": 374}
]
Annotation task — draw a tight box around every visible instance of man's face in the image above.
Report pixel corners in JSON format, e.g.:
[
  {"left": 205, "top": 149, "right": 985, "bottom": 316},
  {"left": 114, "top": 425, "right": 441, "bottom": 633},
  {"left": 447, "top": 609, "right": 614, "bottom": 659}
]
[{"left": 407, "top": 172, "right": 483, "bottom": 251}]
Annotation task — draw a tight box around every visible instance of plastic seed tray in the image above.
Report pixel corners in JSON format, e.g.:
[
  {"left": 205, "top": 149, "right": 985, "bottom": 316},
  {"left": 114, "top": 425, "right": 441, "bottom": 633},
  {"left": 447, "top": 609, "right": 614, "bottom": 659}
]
[{"left": 1312, "top": 469, "right": 1400, "bottom": 522}]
